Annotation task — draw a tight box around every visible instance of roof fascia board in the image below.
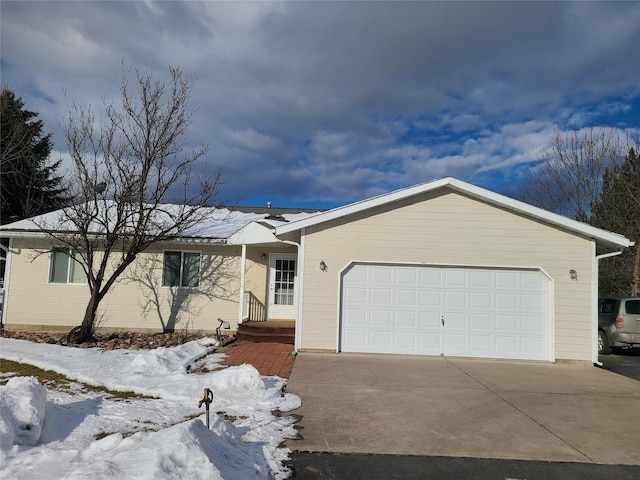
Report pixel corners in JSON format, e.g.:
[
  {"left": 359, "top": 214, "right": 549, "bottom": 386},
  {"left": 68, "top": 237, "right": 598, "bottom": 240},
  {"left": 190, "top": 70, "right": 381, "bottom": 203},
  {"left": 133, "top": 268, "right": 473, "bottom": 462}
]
[
  {"left": 275, "top": 177, "right": 632, "bottom": 249},
  {"left": 0, "top": 230, "right": 226, "bottom": 245}
]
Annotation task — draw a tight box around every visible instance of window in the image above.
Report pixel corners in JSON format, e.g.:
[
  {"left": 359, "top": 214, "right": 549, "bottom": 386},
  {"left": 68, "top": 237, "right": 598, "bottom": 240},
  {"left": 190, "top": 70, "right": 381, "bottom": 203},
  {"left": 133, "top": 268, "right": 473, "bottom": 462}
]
[
  {"left": 274, "top": 259, "right": 295, "bottom": 305},
  {"left": 626, "top": 300, "right": 640, "bottom": 315},
  {"left": 600, "top": 299, "right": 618, "bottom": 314},
  {"left": 49, "top": 249, "right": 87, "bottom": 284},
  {"left": 162, "top": 251, "right": 200, "bottom": 287}
]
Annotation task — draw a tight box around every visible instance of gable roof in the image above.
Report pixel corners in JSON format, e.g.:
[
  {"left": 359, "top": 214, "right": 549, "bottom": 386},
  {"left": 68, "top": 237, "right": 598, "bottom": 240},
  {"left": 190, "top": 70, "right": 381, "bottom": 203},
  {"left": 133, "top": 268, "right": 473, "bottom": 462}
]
[{"left": 274, "top": 177, "right": 633, "bottom": 250}]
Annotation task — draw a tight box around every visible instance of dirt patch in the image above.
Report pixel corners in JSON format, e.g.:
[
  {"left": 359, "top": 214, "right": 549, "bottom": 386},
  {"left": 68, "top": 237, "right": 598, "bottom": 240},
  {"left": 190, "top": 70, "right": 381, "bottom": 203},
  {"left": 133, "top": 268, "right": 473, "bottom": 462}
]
[{"left": 0, "top": 330, "right": 208, "bottom": 351}]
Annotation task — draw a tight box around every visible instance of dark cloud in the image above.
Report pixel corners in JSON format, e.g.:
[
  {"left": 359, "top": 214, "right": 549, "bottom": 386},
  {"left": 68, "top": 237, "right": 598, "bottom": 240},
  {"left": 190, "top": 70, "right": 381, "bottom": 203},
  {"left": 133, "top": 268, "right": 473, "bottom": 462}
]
[{"left": 1, "top": 1, "right": 639, "bottom": 205}]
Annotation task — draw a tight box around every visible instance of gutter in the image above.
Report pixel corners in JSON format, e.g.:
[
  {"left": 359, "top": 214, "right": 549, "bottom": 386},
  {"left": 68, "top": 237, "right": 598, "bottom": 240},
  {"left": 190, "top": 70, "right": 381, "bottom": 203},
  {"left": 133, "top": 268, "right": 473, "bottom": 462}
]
[{"left": 592, "top": 246, "right": 629, "bottom": 366}]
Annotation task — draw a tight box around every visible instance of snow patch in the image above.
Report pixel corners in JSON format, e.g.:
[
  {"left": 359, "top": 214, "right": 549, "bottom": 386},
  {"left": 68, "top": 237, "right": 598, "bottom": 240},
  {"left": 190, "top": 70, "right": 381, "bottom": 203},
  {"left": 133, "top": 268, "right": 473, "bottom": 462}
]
[
  {"left": 0, "top": 338, "right": 300, "bottom": 479},
  {"left": 0, "top": 376, "right": 47, "bottom": 447}
]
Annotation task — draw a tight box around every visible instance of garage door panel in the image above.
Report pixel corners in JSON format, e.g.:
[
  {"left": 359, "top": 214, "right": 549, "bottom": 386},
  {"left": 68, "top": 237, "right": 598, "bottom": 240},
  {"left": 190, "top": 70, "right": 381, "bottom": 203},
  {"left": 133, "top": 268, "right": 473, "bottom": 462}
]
[
  {"left": 420, "top": 269, "right": 442, "bottom": 286},
  {"left": 345, "top": 266, "right": 368, "bottom": 284},
  {"left": 396, "top": 289, "right": 417, "bottom": 306},
  {"left": 521, "top": 337, "right": 546, "bottom": 355},
  {"left": 445, "top": 291, "right": 467, "bottom": 309},
  {"left": 470, "top": 270, "right": 492, "bottom": 288},
  {"left": 395, "top": 310, "right": 417, "bottom": 327},
  {"left": 469, "top": 335, "right": 492, "bottom": 353},
  {"left": 444, "top": 334, "right": 467, "bottom": 352},
  {"left": 370, "top": 331, "right": 393, "bottom": 347},
  {"left": 370, "top": 310, "right": 392, "bottom": 326},
  {"left": 395, "top": 332, "right": 417, "bottom": 348},
  {"left": 420, "top": 290, "right": 441, "bottom": 307},
  {"left": 445, "top": 312, "right": 467, "bottom": 330},
  {"left": 396, "top": 268, "right": 418, "bottom": 285},
  {"left": 371, "top": 289, "right": 392, "bottom": 305},
  {"left": 420, "top": 311, "right": 441, "bottom": 328},
  {"left": 521, "top": 294, "right": 545, "bottom": 311},
  {"left": 470, "top": 313, "right": 492, "bottom": 330},
  {"left": 343, "top": 329, "right": 367, "bottom": 348},
  {"left": 521, "top": 315, "right": 546, "bottom": 333},
  {"left": 344, "top": 308, "right": 367, "bottom": 326},
  {"left": 495, "top": 336, "right": 518, "bottom": 354},
  {"left": 495, "top": 293, "right": 518, "bottom": 310},
  {"left": 521, "top": 272, "right": 544, "bottom": 289},
  {"left": 341, "top": 264, "right": 549, "bottom": 361},
  {"left": 344, "top": 287, "right": 368, "bottom": 304},
  {"left": 371, "top": 268, "right": 393, "bottom": 285},
  {"left": 445, "top": 270, "right": 467, "bottom": 287},
  {"left": 496, "top": 315, "right": 517, "bottom": 332},
  {"left": 495, "top": 272, "right": 519, "bottom": 288},
  {"left": 470, "top": 292, "right": 492, "bottom": 309},
  {"left": 418, "top": 333, "right": 441, "bottom": 352}
]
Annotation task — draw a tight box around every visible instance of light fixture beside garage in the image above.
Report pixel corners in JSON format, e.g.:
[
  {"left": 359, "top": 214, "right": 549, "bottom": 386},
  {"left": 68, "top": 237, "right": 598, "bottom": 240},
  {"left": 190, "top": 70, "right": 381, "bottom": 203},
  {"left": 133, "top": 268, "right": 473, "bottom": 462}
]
[
  {"left": 319, "top": 261, "right": 328, "bottom": 272},
  {"left": 569, "top": 269, "right": 578, "bottom": 281}
]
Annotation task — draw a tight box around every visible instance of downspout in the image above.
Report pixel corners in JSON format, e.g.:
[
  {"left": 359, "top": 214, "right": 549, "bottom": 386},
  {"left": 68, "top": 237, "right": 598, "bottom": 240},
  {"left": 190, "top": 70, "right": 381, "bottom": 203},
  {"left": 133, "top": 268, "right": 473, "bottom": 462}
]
[
  {"left": 592, "top": 246, "right": 626, "bottom": 366},
  {"left": 238, "top": 244, "right": 246, "bottom": 326},
  {"left": 274, "top": 233, "right": 304, "bottom": 352},
  {"left": 1, "top": 239, "right": 12, "bottom": 330}
]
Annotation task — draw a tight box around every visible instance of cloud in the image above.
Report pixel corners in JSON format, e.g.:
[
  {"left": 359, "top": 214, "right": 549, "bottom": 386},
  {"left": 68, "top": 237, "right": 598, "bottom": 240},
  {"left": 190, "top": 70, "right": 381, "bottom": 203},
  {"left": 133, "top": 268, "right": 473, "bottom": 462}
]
[{"left": 1, "top": 1, "right": 639, "bottom": 206}]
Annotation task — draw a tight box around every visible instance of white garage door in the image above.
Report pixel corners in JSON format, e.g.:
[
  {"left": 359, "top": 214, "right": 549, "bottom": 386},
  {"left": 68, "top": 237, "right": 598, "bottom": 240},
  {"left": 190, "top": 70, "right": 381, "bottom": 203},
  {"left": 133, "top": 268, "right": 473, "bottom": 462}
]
[{"left": 341, "top": 264, "right": 550, "bottom": 360}]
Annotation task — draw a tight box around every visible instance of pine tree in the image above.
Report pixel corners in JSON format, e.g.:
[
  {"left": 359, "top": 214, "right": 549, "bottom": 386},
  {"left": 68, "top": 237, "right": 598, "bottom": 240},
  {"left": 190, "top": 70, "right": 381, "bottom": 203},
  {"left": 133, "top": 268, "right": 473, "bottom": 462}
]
[
  {"left": 1, "top": 87, "right": 67, "bottom": 224},
  {"left": 590, "top": 148, "right": 640, "bottom": 296}
]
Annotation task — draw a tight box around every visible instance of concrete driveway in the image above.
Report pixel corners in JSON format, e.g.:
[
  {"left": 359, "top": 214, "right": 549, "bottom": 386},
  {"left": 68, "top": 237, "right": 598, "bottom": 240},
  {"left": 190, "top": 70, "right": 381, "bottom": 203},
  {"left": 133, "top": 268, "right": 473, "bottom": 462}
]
[{"left": 285, "top": 353, "right": 640, "bottom": 465}]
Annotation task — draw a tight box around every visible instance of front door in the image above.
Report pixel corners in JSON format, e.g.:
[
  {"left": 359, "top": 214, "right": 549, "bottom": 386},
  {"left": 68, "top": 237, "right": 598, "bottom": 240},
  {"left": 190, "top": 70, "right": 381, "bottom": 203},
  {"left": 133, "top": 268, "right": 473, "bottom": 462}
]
[{"left": 268, "top": 254, "right": 297, "bottom": 319}]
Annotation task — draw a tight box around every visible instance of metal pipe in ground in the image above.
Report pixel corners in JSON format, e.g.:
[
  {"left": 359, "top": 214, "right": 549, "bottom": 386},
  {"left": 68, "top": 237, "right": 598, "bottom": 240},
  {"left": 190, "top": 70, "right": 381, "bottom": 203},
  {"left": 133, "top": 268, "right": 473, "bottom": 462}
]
[{"left": 198, "top": 388, "right": 214, "bottom": 428}]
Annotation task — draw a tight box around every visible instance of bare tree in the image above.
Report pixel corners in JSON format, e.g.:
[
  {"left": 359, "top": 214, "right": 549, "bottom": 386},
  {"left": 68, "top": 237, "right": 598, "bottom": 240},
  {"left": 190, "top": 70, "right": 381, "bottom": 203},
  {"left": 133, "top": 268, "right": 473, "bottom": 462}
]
[
  {"left": 36, "top": 65, "right": 223, "bottom": 343},
  {"left": 521, "top": 126, "right": 629, "bottom": 221}
]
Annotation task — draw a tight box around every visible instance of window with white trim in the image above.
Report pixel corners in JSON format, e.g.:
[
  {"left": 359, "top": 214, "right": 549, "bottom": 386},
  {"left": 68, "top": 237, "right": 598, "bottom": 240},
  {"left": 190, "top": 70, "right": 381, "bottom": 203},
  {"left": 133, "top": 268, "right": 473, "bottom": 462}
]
[
  {"left": 162, "top": 251, "right": 201, "bottom": 288},
  {"left": 49, "top": 249, "right": 87, "bottom": 284}
]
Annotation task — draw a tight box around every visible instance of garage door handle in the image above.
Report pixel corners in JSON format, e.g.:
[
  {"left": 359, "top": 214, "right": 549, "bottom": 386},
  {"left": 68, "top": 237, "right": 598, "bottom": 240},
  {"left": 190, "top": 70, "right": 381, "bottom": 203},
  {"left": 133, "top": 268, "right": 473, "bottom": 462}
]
[{"left": 441, "top": 315, "right": 445, "bottom": 327}]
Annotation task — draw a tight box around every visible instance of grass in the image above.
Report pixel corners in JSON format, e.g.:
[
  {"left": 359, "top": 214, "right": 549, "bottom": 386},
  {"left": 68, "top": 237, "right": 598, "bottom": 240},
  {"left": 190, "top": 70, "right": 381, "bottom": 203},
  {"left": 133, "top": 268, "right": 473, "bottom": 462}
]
[
  {"left": 0, "top": 359, "right": 155, "bottom": 400},
  {"left": 1, "top": 358, "right": 205, "bottom": 442}
]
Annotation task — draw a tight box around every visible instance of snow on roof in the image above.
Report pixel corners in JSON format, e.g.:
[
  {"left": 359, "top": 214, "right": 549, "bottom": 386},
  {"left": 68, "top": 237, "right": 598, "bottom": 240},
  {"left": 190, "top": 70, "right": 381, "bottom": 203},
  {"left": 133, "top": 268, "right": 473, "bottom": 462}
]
[{"left": 0, "top": 201, "right": 322, "bottom": 242}]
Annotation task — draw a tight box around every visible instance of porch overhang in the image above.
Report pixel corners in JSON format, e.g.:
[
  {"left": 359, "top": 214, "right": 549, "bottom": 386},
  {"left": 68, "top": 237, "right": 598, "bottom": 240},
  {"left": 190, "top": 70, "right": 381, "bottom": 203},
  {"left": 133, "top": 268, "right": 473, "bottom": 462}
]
[{"left": 227, "top": 221, "right": 285, "bottom": 247}]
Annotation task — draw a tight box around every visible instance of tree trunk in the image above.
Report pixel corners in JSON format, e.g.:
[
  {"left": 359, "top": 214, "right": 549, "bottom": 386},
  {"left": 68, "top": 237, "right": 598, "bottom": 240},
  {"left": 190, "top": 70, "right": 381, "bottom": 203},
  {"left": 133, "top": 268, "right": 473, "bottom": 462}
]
[{"left": 67, "top": 289, "right": 100, "bottom": 344}]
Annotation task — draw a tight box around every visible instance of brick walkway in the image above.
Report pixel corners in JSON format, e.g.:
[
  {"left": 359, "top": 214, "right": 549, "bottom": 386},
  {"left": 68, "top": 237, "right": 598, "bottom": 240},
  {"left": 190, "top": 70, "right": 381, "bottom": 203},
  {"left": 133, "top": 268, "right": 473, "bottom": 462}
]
[{"left": 217, "top": 341, "right": 297, "bottom": 378}]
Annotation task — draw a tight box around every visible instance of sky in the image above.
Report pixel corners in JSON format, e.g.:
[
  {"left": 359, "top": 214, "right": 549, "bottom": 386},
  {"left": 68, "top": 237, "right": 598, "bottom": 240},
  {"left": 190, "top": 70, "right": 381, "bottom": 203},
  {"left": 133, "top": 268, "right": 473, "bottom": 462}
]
[
  {"left": 1, "top": 1, "right": 639, "bottom": 209},
  {"left": 0, "top": 337, "right": 300, "bottom": 479}
]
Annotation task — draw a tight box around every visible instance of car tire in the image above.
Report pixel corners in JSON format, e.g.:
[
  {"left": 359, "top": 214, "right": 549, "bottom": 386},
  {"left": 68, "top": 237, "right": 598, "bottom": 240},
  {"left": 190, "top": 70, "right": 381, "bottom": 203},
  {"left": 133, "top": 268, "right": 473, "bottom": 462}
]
[{"left": 598, "top": 330, "right": 612, "bottom": 355}]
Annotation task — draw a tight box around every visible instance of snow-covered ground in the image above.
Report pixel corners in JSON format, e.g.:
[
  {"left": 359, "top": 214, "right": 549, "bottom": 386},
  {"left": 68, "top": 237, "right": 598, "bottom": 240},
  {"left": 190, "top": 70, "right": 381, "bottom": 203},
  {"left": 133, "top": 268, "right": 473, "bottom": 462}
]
[{"left": 0, "top": 337, "right": 301, "bottom": 479}]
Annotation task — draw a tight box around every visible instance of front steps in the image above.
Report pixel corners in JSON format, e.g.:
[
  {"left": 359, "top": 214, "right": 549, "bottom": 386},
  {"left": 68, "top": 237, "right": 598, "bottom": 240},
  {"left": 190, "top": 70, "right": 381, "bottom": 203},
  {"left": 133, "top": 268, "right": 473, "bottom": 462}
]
[{"left": 236, "top": 321, "right": 295, "bottom": 344}]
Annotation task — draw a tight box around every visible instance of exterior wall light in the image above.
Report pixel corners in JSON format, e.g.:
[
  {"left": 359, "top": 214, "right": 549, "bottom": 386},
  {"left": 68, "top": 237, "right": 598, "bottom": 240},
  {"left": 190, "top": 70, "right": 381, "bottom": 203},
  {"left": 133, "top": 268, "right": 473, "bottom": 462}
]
[
  {"left": 261, "top": 253, "right": 267, "bottom": 261},
  {"left": 320, "top": 261, "right": 328, "bottom": 272},
  {"left": 569, "top": 269, "right": 578, "bottom": 281}
]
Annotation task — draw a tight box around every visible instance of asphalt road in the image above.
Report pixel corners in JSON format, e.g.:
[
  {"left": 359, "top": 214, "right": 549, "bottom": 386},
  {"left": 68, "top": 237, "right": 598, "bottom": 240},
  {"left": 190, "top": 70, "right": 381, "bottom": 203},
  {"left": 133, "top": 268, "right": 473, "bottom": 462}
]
[
  {"left": 287, "top": 453, "right": 640, "bottom": 480},
  {"left": 599, "top": 348, "right": 640, "bottom": 381}
]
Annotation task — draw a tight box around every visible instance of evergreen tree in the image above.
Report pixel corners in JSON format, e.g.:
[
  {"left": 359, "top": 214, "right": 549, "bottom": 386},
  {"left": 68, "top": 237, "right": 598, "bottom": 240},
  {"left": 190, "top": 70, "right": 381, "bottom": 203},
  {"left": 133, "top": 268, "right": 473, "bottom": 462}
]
[
  {"left": 590, "top": 148, "right": 640, "bottom": 296},
  {"left": 1, "top": 87, "right": 66, "bottom": 224}
]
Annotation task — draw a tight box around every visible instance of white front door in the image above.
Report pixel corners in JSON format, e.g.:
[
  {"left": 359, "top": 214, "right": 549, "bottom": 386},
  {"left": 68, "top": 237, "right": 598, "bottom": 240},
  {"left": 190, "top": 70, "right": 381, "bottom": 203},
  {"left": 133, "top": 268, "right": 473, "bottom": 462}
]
[{"left": 268, "top": 254, "right": 297, "bottom": 319}]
